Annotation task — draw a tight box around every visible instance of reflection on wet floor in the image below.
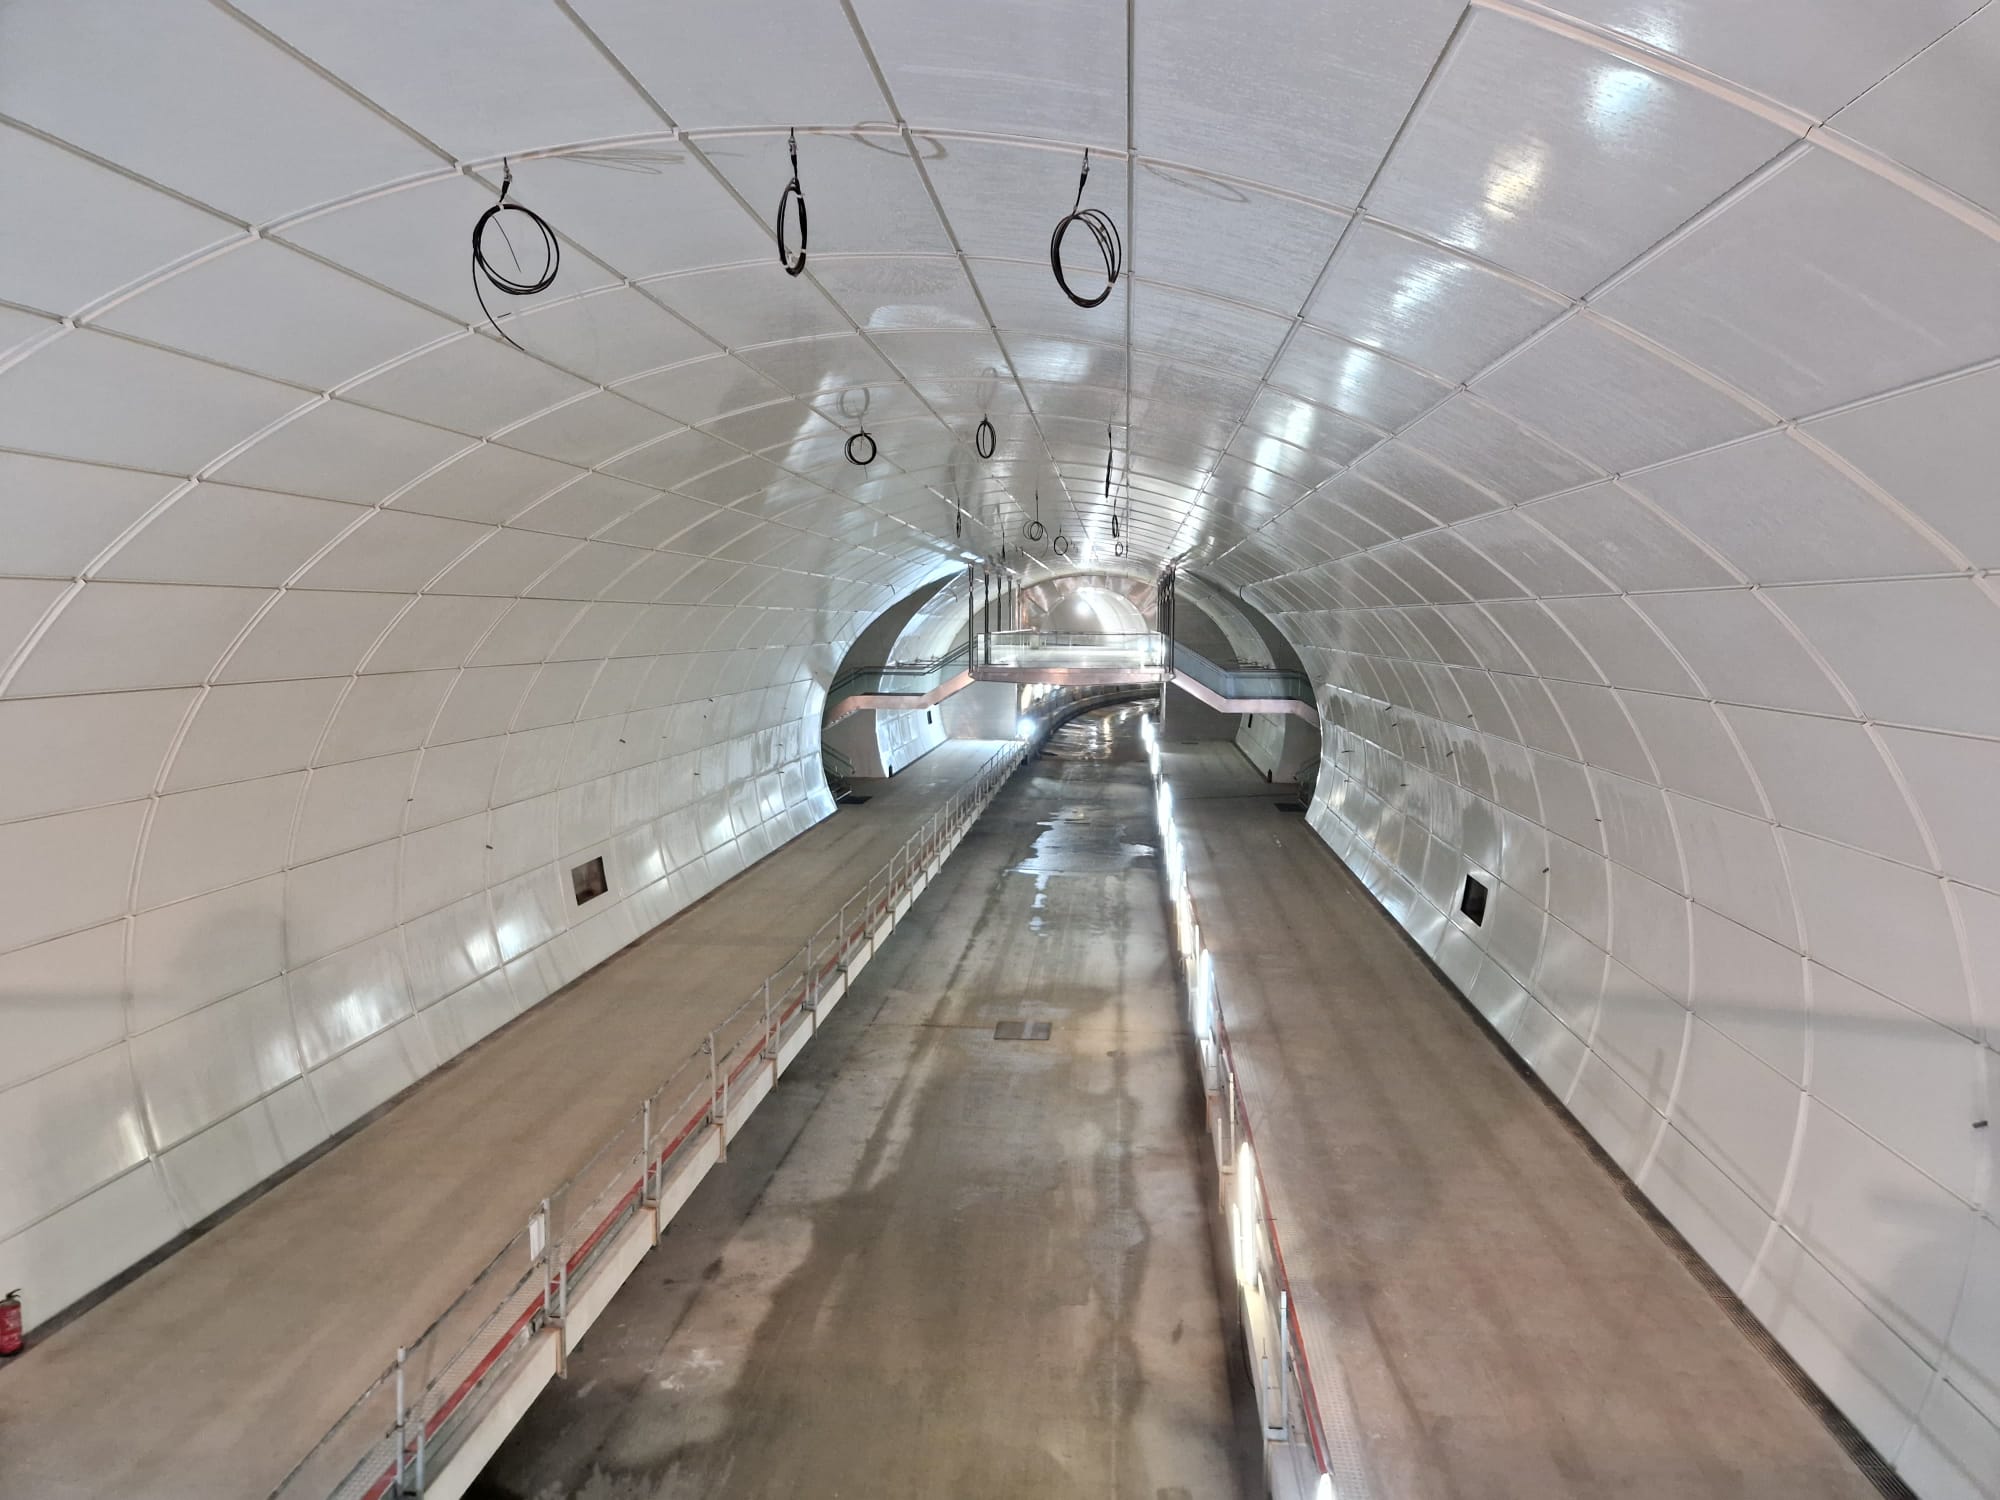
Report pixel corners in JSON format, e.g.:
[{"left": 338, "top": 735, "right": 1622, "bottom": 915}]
[
  {"left": 475, "top": 706, "right": 1260, "bottom": 1500},
  {"left": 1013, "top": 705, "right": 1161, "bottom": 879}
]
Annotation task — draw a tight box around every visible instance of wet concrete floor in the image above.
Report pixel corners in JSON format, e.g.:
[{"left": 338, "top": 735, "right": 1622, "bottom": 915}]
[{"left": 473, "top": 706, "right": 1262, "bottom": 1500}]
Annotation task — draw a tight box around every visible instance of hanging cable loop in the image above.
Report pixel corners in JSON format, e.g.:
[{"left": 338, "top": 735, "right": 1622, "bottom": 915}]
[
  {"left": 845, "top": 429, "right": 877, "bottom": 466},
  {"left": 1025, "top": 485, "right": 1046, "bottom": 542},
  {"left": 777, "top": 129, "right": 809, "bottom": 277},
  {"left": 975, "top": 416, "right": 996, "bottom": 460},
  {"left": 1052, "top": 530, "right": 1071, "bottom": 557},
  {"left": 470, "top": 158, "right": 560, "bottom": 352},
  {"left": 1049, "top": 149, "right": 1122, "bottom": 308}
]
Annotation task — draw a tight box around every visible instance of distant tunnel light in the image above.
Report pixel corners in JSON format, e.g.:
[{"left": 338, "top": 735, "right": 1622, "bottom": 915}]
[
  {"left": 1317, "top": 1476, "right": 1336, "bottom": 1500},
  {"left": 1016, "top": 716, "right": 1036, "bottom": 739}
]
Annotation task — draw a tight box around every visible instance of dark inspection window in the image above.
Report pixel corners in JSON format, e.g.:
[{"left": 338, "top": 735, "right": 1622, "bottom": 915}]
[
  {"left": 1459, "top": 874, "right": 1488, "bottom": 926},
  {"left": 926, "top": 709, "right": 934, "bottom": 724},
  {"left": 571, "top": 856, "right": 608, "bottom": 906}
]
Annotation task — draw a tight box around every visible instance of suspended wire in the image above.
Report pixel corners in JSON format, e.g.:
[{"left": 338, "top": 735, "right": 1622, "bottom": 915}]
[
  {"left": 975, "top": 416, "right": 996, "bottom": 460},
  {"left": 470, "top": 159, "right": 560, "bottom": 352},
  {"left": 777, "top": 129, "right": 809, "bottom": 276},
  {"left": 1050, "top": 148, "right": 1122, "bottom": 309},
  {"left": 1105, "top": 425, "right": 1128, "bottom": 555},
  {"left": 1024, "top": 484, "right": 1046, "bottom": 542}
]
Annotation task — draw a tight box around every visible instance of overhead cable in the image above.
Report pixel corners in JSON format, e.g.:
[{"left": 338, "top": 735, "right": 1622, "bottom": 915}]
[
  {"left": 777, "top": 129, "right": 809, "bottom": 276},
  {"left": 470, "top": 159, "right": 560, "bottom": 352},
  {"left": 1049, "top": 148, "right": 1122, "bottom": 308}
]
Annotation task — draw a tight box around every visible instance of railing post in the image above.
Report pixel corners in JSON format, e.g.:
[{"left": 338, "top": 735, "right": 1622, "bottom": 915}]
[
  {"left": 551, "top": 1223, "right": 568, "bottom": 1378},
  {"left": 762, "top": 977, "right": 775, "bottom": 1060},
  {"left": 641, "top": 1098, "right": 656, "bottom": 1206},
  {"left": 394, "top": 1346, "right": 408, "bottom": 1495},
  {"left": 1276, "top": 1289, "right": 1292, "bottom": 1440},
  {"left": 704, "top": 1033, "right": 721, "bottom": 1160},
  {"left": 1226, "top": 1069, "right": 1237, "bottom": 1162},
  {"left": 536, "top": 1198, "right": 553, "bottom": 1321}
]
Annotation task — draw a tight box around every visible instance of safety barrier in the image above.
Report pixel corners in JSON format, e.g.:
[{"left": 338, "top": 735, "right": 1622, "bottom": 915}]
[
  {"left": 825, "top": 640, "right": 971, "bottom": 701},
  {"left": 270, "top": 740, "right": 1028, "bottom": 1500},
  {"left": 1140, "top": 715, "right": 1339, "bottom": 1500}
]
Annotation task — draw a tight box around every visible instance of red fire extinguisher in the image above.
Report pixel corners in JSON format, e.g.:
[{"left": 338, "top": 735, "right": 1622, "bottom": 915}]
[{"left": 0, "top": 1290, "right": 22, "bottom": 1356}]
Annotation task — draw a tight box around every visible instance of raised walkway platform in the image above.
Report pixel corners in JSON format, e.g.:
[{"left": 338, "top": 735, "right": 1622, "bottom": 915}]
[
  {"left": 0, "top": 742, "right": 1006, "bottom": 1500},
  {"left": 1163, "top": 739, "right": 1883, "bottom": 1500}
]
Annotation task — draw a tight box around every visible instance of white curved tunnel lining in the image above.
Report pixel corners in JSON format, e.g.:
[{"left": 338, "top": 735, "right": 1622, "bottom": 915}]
[{"left": 0, "top": 2, "right": 1997, "bottom": 1492}]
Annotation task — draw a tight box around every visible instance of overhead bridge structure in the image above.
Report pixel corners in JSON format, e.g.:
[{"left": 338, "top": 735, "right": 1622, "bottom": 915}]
[{"left": 824, "top": 632, "right": 1321, "bottom": 725}]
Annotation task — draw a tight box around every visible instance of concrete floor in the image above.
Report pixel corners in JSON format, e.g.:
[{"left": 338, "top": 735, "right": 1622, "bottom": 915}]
[
  {"left": 472, "top": 706, "right": 1262, "bottom": 1500},
  {"left": 1167, "top": 739, "right": 1885, "bottom": 1500},
  {"left": 0, "top": 744, "right": 1006, "bottom": 1500}
]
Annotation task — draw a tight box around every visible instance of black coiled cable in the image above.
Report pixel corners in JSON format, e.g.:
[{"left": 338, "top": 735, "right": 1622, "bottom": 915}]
[
  {"left": 1025, "top": 486, "right": 1046, "bottom": 542},
  {"left": 777, "top": 129, "right": 808, "bottom": 277},
  {"left": 975, "top": 416, "right": 996, "bottom": 460},
  {"left": 1050, "top": 149, "right": 1122, "bottom": 309},
  {"left": 471, "top": 159, "right": 559, "bottom": 352},
  {"left": 845, "top": 429, "right": 876, "bottom": 465}
]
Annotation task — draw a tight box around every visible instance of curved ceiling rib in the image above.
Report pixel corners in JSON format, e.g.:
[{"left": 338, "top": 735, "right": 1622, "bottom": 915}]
[{"left": 2, "top": 2, "right": 1998, "bottom": 1493}]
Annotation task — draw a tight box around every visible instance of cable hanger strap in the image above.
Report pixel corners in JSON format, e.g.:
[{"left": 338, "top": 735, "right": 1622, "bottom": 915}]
[
  {"left": 470, "top": 158, "right": 560, "bottom": 352},
  {"left": 1050, "top": 148, "right": 1122, "bottom": 309},
  {"left": 778, "top": 129, "right": 809, "bottom": 276}
]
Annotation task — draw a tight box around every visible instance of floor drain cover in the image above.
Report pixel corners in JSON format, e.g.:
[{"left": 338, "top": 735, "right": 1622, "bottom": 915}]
[{"left": 993, "top": 1020, "right": 1052, "bottom": 1041}]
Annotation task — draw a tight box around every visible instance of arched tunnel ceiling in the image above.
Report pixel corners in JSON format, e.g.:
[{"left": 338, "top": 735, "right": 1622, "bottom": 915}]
[
  {"left": 6, "top": 1, "right": 1999, "bottom": 588},
  {"left": 5, "top": 3, "right": 2000, "bottom": 1489}
]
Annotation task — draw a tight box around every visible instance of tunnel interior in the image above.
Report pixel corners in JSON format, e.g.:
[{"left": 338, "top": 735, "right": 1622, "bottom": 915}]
[{"left": 1, "top": 3, "right": 1997, "bottom": 1498}]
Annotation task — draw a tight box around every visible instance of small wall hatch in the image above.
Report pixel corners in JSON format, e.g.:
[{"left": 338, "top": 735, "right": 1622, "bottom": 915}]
[
  {"left": 571, "top": 856, "right": 608, "bottom": 906},
  {"left": 1459, "top": 874, "right": 1488, "bottom": 926},
  {"left": 993, "top": 1020, "right": 1053, "bottom": 1041}
]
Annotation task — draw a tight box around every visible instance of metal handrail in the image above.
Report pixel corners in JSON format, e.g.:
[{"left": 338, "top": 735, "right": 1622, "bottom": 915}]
[
  {"left": 273, "top": 740, "right": 1029, "bottom": 1500},
  {"left": 1169, "top": 644, "right": 1314, "bottom": 704},
  {"left": 826, "top": 641, "right": 971, "bottom": 700},
  {"left": 984, "top": 629, "right": 1157, "bottom": 648}
]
